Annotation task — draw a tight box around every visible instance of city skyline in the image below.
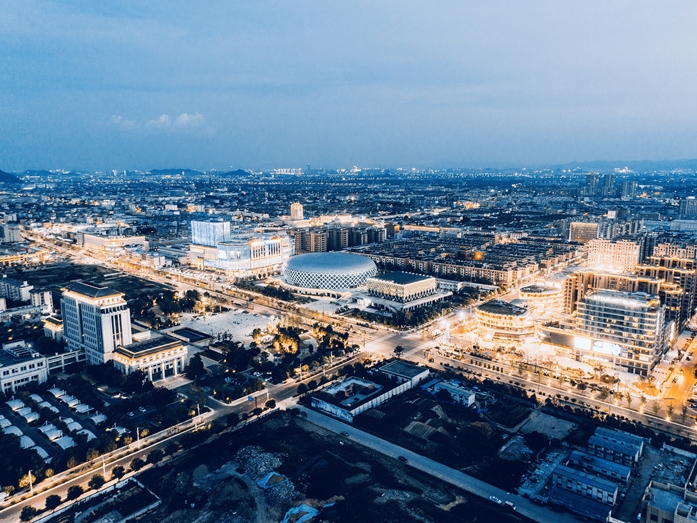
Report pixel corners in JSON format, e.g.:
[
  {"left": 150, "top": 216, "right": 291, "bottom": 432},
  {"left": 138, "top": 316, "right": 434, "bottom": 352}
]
[{"left": 3, "top": 2, "right": 697, "bottom": 171}]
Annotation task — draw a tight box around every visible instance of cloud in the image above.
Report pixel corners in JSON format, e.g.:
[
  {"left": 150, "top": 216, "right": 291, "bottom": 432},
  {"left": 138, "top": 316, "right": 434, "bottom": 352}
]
[
  {"left": 174, "top": 112, "right": 205, "bottom": 128},
  {"left": 147, "top": 114, "right": 172, "bottom": 128},
  {"left": 108, "top": 115, "right": 138, "bottom": 129}
]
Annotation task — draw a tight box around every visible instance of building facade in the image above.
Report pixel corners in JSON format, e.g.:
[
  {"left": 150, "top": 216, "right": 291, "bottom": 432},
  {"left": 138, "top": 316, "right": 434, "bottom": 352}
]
[
  {"left": 586, "top": 239, "right": 640, "bottom": 273},
  {"left": 112, "top": 335, "right": 189, "bottom": 381},
  {"left": 61, "top": 282, "right": 133, "bottom": 365},
  {"left": 0, "top": 341, "right": 49, "bottom": 394},
  {"left": 576, "top": 290, "right": 667, "bottom": 375}
]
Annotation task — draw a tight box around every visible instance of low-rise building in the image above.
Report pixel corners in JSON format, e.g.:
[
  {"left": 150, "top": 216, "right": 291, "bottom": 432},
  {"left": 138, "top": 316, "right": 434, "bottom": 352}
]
[
  {"left": 0, "top": 275, "right": 33, "bottom": 302},
  {"left": 476, "top": 300, "right": 535, "bottom": 341},
  {"left": 588, "top": 427, "right": 644, "bottom": 467},
  {"left": 641, "top": 481, "right": 697, "bottom": 523},
  {"left": 551, "top": 464, "right": 619, "bottom": 505},
  {"left": 0, "top": 341, "right": 48, "bottom": 394},
  {"left": 567, "top": 450, "right": 631, "bottom": 483},
  {"left": 379, "top": 360, "right": 430, "bottom": 387},
  {"left": 112, "top": 334, "right": 189, "bottom": 381}
]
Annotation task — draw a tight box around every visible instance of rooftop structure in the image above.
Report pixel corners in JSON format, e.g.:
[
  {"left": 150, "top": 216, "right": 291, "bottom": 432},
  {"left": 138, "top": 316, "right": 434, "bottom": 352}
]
[{"left": 476, "top": 300, "right": 534, "bottom": 341}]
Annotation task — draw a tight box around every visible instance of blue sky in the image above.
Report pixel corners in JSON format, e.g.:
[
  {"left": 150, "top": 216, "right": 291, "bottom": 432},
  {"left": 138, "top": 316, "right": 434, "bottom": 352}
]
[{"left": 1, "top": 1, "right": 696, "bottom": 171}]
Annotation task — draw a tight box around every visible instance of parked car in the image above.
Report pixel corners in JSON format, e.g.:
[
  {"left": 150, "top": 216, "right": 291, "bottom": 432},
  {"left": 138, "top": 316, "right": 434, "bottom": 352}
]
[
  {"left": 138, "top": 406, "right": 147, "bottom": 413},
  {"left": 127, "top": 412, "right": 135, "bottom": 417},
  {"left": 489, "top": 496, "right": 503, "bottom": 505},
  {"left": 397, "top": 456, "right": 408, "bottom": 463}
]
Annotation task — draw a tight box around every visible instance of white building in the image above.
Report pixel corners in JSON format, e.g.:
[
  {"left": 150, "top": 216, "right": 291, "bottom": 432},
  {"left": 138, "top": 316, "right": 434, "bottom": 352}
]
[
  {"left": 290, "top": 202, "right": 304, "bottom": 221},
  {"left": 587, "top": 239, "right": 640, "bottom": 273},
  {"left": 112, "top": 334, "right": 189, "bottom": 381},
  {"left": 576, "top": 290, "right": 668, "bottom": 376},
  {"left": 0, "top": 341, "right": 49, "bottom": 394},
  {"left": 0, "top": 275, "right": 33, "bottom": 302},
  {"left": 61, "top": 282, "right": 132, "bottom": 365},
  {"left": 189, "top": 220, "right": 294, "bottom": 279}
]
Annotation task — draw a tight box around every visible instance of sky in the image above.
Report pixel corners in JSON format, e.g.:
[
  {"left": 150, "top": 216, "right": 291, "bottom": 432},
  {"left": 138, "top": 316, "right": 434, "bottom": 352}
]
[{"left": 1, "top": 1, "right": 697, "bottom": 172}]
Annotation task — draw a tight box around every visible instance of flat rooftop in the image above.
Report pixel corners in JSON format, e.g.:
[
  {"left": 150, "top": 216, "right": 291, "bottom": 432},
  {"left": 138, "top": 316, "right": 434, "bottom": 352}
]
[
  {"left": 115, "top": 334, "right": 183, "bottom": 358},
  {"left": 370, "top": 271, "right": 433, "bottom": 285},
  {"left": 380, "top": 360, "right": 427, "bottom": 379}
]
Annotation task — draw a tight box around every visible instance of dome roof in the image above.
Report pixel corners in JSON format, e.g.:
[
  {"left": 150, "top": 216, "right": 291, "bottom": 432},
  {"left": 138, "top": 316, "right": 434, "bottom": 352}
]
[{"left": 284, "top": 252, "right": 376, "bottom": 275}]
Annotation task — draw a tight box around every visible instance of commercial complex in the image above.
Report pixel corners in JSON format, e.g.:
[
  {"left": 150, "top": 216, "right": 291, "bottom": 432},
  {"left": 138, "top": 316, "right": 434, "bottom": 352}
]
[
  {"left": 189, "top": 220, "right": 294, "bottom": 279},
  {"left": 476, "top": 300, "right": 535, "bottom": 341}
]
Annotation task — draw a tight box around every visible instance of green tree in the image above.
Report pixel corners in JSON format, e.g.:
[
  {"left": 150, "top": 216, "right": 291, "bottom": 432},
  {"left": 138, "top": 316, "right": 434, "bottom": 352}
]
[
  {"left": 20, "top": 506, "right": 37, "bottom": 522},
  {"left": 111, "top": 466, "right": 125, "bottom": 480},
  {"left": 67, "top": 485, "right": 83, "bottom": 500},
  {"left": 186, "top": 354, "right": 206, "bottom": 381},
  {"left": 88, "top": 474, "right": 105, "bottom": 490},
  {"left": 147, "top": 449, "right": 164, "bottom": 464},
  {"left": 18, "top": 472, "right": 36, "bottom": 490},
  {"left": 297, "top": 383, "right": 308, "bottom": 395},
  {"left": 394, "top": 345, "right": 405, "bottom": 359},
  {"left": 45, "top": 494, "right": 62, "bottom": 510},
  {"left": 130, "top": 457, "right": 145, "bottom": 471},
  {"left": 265, "top": 399, "right": 276, "bottom": 409}
]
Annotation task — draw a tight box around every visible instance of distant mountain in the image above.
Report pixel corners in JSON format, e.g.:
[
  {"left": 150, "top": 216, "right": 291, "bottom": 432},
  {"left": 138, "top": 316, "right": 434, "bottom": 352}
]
[
  {"left": 220, "top": 169, "right": 251, "bottom": 177},
  {"left": 0, "top": 170, "right": 21, "bottom": 183},
  {"left": 150, "top": 168, "right": 204, "bottom": 176},
  {"left": 23, "top": 170, "right": 54, "bottom": 177}
]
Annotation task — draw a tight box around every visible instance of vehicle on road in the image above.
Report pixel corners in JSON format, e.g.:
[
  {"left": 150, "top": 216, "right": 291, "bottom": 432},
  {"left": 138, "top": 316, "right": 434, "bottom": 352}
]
[
  {"left": 340, "top": 431, "right": 349, "bottom": 436},
  {"left": 504, "top": 500, "right": 516, "bottom": 510},
  {"left": 127, "top": 411, "right": 135, "bottom": 417},
  {"left": 397, "top": 456, "right": 408, "bottom": 462},
  {"left": 489, "top": 496, "right": 502, "bottom": 505},
  {"left": 138, "top": 406, "right": 147, "bottom": 413}
]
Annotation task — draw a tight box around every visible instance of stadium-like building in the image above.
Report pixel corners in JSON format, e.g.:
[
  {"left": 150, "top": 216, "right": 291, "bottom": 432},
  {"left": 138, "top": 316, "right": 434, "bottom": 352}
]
[{"left": 282, "top": 252, "right": 377, "bottom": 293}]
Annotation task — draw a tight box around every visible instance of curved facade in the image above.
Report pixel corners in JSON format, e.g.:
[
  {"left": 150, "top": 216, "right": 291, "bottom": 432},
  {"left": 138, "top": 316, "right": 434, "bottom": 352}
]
[
  {"left": 283, "top": 252, "right": 377, "bottom": 291},
  {"left": 476, "top": 300, "right": 535, "bottom": 341}
]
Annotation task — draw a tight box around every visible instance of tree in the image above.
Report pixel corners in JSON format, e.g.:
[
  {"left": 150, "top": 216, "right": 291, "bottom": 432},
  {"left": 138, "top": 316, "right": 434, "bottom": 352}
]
[
  {"left": 297, "top": 383, "right": 308, "bottom": 395},
  {"left": 88, "top": 474, "right": 105, "bottom": 490},
  {"left": 265, "top": 399, "right": 276, "bottom": 409},
  {"left": 147, "top": 449, "right": 164, "bottom": 464},
  {"left": 625, "top": 394, "right": 633, "bottom": 409},
  {"left": 651, "top": 402, "right": 661, "bottom": 416},
  {"left": 20, "top": 506, "right": 37, "bottom": 522},
  {"left": 667, "top": 403, "right": 675, "bottom": 419},
  {"left": 252, "top": 407, "right": 262, "bottom": 416},
  {"left": 111, "top": 466, "right": 125, "bottom": 480},
  {"left": 186, "top": 354, "right": 206, "bottom": 381},
  {"left": 45, "top": 494, "right": 62, "bottom": 510},
  {"left": 307, "top": 380, "right": 318, "bottom": 390},
  {"left": 130, "top": 457, "right": 145, "bottom": 471},
  {"left": 394, "top": 345, "right": 405, "bottom": 359},
  {"left": 67, "top": 485, "right": 84, "bottom": 500},
  {"left": 19, "top": 472, "right": 36, "bottom": 489},
  {"left": 226, "top": 412, "right": 240, "bottom": 427},
  {"left": 681, "top": 405, "right": 689, "bottom": 423}
]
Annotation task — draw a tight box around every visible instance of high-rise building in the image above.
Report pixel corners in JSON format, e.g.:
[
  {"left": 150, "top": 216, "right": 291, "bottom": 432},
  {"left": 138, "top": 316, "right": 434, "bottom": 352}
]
[
  {"left": 576, "top": 290, "right": 667, "bottom": 376},
  {"left": 601, "top": 173, "right": 615, "bottom": 197},
  {"left": 190, "top": 220, "right": 231, "bottom": 247},
  {"left": 586, "top": 239, "right": 639, "bottom": 273},
  {"left": 679, "top": 199, "right": 697, "bottom": 219},
  {"left": 620, "top": 181, "right": 637, "bottom": 200},
  {"left": 635, "top": 257, "right": 697, "bottom": 330},
  {"left": 569, "top": 222, "right": 599, "bottom": 243},
  {"left": 61, "top": 282, "right": 132, "bottom": 365},
  {"left": 0, "top": 224, "right": 21, "bottom": 244},
  {"left": 585, "top": 174, "right": 599, "bottom": 196},
  {"left": 290, "top": 202, "right": 304, "bottom": 221}
]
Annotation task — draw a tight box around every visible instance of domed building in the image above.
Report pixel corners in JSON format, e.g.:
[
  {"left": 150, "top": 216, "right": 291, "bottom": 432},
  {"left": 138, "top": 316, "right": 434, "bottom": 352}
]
[{"left": 282, "top": 252, "right": 377, "bottom": 294}]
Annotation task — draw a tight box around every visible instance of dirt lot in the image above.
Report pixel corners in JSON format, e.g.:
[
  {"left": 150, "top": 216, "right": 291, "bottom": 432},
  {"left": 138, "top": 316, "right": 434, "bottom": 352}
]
[{"left": 137, "top": 410, "right": 533, "bottom": 523}]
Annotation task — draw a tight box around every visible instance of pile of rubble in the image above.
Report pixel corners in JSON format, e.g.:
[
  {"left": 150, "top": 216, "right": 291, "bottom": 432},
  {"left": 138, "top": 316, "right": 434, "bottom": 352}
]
[{"left": 234, "top": 446, "right": 282, "bottom": 480}]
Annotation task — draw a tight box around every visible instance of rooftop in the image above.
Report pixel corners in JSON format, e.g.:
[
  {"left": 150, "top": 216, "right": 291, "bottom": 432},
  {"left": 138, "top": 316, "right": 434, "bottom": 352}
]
[
  {"left": 64, "top": 281, "right": 122, "bottom": 299},
  {"left": 380, "top": 360, "right": 428, "bottom": 379},
  {"left": 369, "top": 271, "right": 433, "bottom": 285},
  {"left": 477, "top": 299, "right": 529, "bottom": 316},
  {"left": 115, "top": 334, "right": 183, "bottom": 358}
]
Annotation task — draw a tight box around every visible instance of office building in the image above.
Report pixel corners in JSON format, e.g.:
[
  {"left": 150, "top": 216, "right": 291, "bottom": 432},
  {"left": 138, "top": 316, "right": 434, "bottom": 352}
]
[{"left": 61, "top": 282, "right": 132, "bottom": 365}]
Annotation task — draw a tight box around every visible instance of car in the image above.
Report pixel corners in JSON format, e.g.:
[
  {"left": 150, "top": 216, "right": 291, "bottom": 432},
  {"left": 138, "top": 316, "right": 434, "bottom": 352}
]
[
  {"left": 397, "top": 456, "right": 408, "bottom": 462},
  {"left": 127, "top": 411, "right": 135, "bottom": 417},
  {"left": 138, "top": 406, "right": 147, "bottom": 413},
  {"left": 489, "top": 496, "right": 503, "bottom": 505},
  {"left": 340, "top": 431, "right": 349, "bottom": 436}
]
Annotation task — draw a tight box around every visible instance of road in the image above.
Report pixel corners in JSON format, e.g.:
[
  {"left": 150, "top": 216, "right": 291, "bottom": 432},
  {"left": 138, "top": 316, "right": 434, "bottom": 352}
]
[{"left": 298, "top": 406, "right": 580, "bottom": 523}]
